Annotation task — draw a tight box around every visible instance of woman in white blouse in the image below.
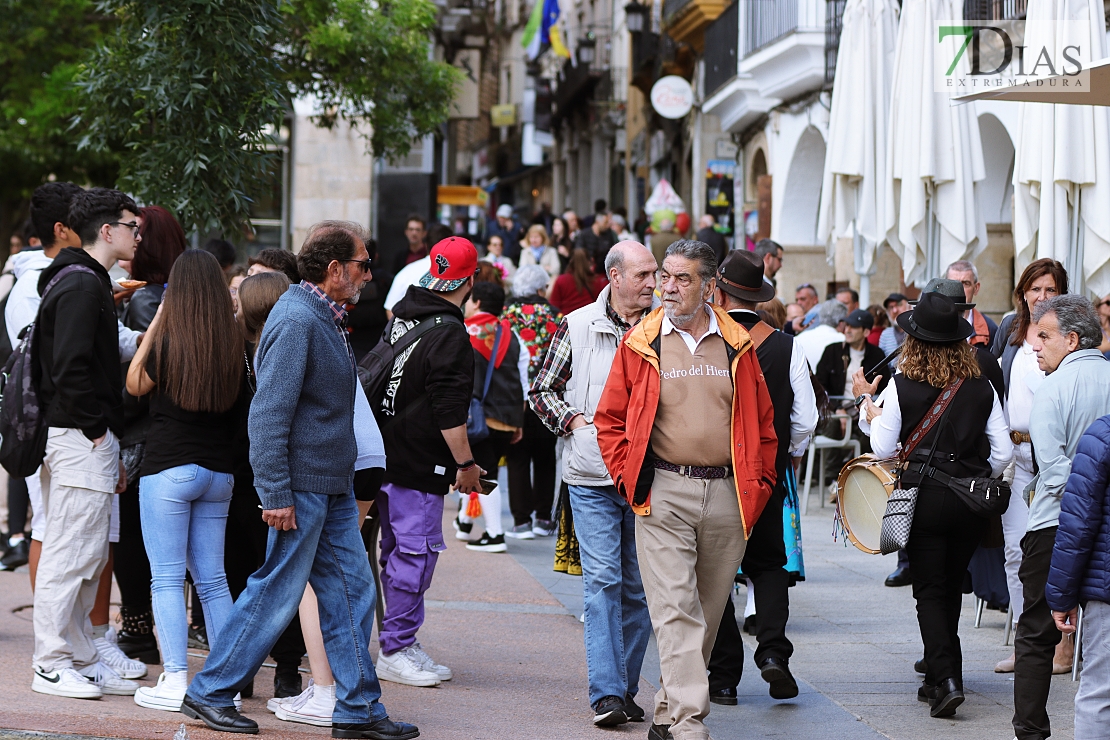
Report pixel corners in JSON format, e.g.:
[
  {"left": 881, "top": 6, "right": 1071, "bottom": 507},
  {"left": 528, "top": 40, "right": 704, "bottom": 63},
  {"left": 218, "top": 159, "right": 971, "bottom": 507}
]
[
  {"left": 988, "top": 258, "right": 1068, "bottom": 673},
  {"left": 861, "top": 292, "right": 1012, "bottom": 720}
]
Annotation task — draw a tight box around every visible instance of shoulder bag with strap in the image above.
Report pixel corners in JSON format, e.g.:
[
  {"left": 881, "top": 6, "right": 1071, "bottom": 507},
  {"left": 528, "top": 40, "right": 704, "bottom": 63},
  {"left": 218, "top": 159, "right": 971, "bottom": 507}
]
[
  {"left": 878, "top": 378, "right": 963, "bottom": 554},
  {"left": 466, "top": 322, "right": 503, "bottom": 443}
]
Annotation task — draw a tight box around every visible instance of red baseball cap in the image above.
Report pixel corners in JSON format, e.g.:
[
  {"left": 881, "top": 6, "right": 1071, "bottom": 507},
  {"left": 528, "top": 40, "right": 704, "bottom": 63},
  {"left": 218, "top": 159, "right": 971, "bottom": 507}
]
[{"left": 420, "top": 236, "right": 479, "bottom": 292}]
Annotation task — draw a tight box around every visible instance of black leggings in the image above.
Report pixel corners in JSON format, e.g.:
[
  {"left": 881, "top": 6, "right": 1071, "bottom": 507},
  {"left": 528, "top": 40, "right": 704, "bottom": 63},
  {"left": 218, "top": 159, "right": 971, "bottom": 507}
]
[
  {"left": 506, "top": 408, "right": 557, "bottom": 525},
  {"left": 7, "top": 475, "right": 28, "bottom": 536},
  {"left": 906, "top": 485, "right": 985, "bottom": 686},
  {"left": 114, "top": 481, "right": 153, "bottom": 610}
]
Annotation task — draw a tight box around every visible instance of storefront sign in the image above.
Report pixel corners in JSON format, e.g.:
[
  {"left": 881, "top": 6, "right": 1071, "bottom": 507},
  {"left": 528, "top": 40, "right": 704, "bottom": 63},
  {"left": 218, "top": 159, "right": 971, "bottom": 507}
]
[
  {"left": 650, "top": 76, "right": 694, "bottom": 119},
  {"left": 706, "top": 159, "right": 735, "bottom": 235}
]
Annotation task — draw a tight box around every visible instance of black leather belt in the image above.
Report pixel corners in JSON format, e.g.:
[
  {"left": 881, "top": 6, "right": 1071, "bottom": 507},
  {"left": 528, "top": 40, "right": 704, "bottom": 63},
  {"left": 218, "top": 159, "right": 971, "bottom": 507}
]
[{"left": 653, "top": 459, "right": 732, "bottom": 479}]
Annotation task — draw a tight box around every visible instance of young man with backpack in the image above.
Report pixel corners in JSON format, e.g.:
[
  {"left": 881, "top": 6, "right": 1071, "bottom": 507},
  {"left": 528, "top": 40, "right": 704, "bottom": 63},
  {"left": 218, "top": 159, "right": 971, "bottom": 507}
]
[
  {"left": 370, "top": 236, "right": 480, "bottom": 688},
  {"left": 4, "top": 183, "right": 145, "bottom": 683},
  {"left": 31, "top": 188, "right": 140, "bottom": 699}
]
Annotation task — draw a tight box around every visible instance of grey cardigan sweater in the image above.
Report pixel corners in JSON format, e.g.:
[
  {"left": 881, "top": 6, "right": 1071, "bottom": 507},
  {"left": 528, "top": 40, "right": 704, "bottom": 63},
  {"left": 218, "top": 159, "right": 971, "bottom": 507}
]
[{"left": 249, "top": 286, "right": 357, "bottom": 510}]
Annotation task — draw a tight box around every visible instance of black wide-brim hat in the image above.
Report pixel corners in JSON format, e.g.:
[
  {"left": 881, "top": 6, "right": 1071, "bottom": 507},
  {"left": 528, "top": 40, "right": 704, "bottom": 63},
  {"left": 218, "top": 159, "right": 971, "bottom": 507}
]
[
  {"left": 717, "top": 250, "right": 776, "bottom": 303},
  {"left": 897, "top": 291, "right": 975, "bottom": 343}
]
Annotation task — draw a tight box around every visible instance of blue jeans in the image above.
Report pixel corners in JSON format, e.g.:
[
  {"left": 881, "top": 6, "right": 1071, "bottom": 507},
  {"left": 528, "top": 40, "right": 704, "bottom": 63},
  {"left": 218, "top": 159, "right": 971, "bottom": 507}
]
[
  {"left": 140, "top": 464, "right": 234, "bottom": 673},
  {"left": 569, "top": 484, "right": 651, "bottom": 706},
  {"left": 188, "top": 490, "right": 386, "bottom": 723}
]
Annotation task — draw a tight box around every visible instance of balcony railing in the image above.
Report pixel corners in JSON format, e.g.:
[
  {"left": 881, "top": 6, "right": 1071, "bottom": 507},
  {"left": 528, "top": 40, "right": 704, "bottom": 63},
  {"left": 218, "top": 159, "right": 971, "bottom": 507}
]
[
  {"left": 825, "top": 0, "right": 845, "bottom": 86},
  {"left": 704, "top": 1, "right": 739, "bottom": 97},
  {"left": 963, "top": 0, "right": 1027, "bottom": 20},
  {"left": 745, "top": 0, "right": 798, "bottom": 57}
]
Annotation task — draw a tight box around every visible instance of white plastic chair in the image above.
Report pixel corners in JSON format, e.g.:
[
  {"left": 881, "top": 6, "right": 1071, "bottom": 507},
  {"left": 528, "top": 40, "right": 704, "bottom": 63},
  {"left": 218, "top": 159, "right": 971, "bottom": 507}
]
[{"left": 800, "top": 412, "right": 860, "bottom": 515}]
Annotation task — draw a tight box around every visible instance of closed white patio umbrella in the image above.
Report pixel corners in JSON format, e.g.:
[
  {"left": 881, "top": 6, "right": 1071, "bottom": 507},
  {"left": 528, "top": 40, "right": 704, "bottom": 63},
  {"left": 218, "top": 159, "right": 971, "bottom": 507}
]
[
  {"left": 817, "top": 0, "right": 900, "bottom": 307},
  {"left": 1010, "top": 0, "right": 1110, "bottom": 297},
  {"left": 884, "top": 0, "right": 988, "bottom": 287}
]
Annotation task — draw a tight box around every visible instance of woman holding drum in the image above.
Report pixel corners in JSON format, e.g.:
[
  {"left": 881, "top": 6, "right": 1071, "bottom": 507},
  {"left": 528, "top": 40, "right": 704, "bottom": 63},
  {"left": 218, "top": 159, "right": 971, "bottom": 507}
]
[
  {"left": 989, "top": 258, "right": 1070, "bottom": 674},
  {"left": 861, "top": 292, "right": 1012, "bottom": 718}
]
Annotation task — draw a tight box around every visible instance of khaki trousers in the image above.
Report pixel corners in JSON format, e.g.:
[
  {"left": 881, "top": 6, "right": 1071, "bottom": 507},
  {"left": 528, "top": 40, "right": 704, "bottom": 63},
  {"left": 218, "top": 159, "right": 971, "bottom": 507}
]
[
  {"left": 32, "top": 428, "right": 119, "bottom": 672},
  {"left": 636, "top": 468, "right": 746, "bottom": 740}
]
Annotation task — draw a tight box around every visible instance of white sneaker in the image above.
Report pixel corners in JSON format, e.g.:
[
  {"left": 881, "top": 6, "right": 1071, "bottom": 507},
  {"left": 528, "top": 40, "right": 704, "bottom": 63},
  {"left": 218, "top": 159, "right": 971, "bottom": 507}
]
[
  {"left": 376, "top": 646, "right": 441, "bottom": 687},
  {"left": 95, "top": 629, "right": 148, "bottom": 679},
  {"left": 32, "top": 666, "right": 102, "bottom": 699},
  {"left": 79, "top": 661, "right": 139, "bottom": 696},
  {"left": 268, "top": 680, "right": 313, "bottom": 713},
  {"left": 411, "top": 642, "right": 452, "bottom": 681},
  {"left": 276, "top": 682, "right": 334, "bottom": 726},
  {"left": 134, "top": 671, "right": 187, "bottom": 711}
]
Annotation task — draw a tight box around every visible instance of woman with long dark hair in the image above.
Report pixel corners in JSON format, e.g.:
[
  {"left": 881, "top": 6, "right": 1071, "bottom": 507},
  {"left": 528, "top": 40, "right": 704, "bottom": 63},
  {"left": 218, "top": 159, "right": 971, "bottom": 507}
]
[
  {"left": 114, "top": 205, "right": 189, "bottom": 665},
  {"left": 862, "top": 292, "right": 1012, "bottom": 718},
  {"left": 989, "top": 258, "right": 1069, "bottom": 673},
  {"left": 126, "top": 250, "right": 246, "bottom": 711},
  {"left": 548, "top": 248, "right": 607, "bottom": 315}
]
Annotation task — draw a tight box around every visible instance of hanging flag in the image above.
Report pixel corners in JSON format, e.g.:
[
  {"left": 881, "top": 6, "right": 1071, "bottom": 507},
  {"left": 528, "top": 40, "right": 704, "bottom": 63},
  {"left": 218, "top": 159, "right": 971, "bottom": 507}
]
[
  {"left": 523, "top": 0, "right": 570, "bottom": 60},
  {"left": 522, "top": 1, "right": 545, "bottom": 60},
  {"left": 543, "top": 0, "right": 571, "bottom": 59}
]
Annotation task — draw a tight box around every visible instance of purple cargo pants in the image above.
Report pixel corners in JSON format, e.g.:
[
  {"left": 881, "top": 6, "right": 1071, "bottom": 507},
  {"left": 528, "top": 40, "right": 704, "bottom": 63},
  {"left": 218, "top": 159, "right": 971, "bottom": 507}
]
[{"left": 377, "top": 483, "right": 446, "bottom": 655}]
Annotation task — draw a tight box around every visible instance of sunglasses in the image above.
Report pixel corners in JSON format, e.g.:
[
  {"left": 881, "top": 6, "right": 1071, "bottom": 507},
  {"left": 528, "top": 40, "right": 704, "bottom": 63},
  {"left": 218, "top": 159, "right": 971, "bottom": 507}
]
[{"left": 339, "top": 258, "right": 372, "bottom": 273}]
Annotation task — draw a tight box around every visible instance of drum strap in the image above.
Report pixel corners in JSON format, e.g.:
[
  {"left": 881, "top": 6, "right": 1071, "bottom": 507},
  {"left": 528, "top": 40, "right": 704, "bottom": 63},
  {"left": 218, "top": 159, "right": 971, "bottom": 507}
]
[
  {"left": 747, "top": 320, "right": 774, "bottom": 350},
  {"left": 900, "top": 379, "right": 964, "bottom": 462}
]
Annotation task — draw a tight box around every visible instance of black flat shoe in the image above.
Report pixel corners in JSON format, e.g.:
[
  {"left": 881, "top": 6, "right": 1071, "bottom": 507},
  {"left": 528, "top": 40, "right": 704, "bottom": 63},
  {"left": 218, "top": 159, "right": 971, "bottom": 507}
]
[
  {"left": 914, "top": 658, "right": 927, "bottom": 674},
  {"left": 759, "top": 657, "right": 799, "bottom": 700},
  {"left": 647, "top": 723, "right": 672, "bottom": 740},
  {"left": 624, "top": 693, "right": 645, "bottom": 721},
  {"left": 332, "top": 718, "right": 420, "bottom": 739},
  {"left": 274, "top": 670, "right": 302, "bottom": 698},
  {"left": 917, "top": 683, "right": 933, "bottom": 703},
  {"left": 929, "top": 678, "right": 964, "bottom": 718},
  {"left": 181, "top": 695, "right": 259, "bottom": 734},
  {"left": 709, "top": 687, "right": 738, "bottom": 706},
  {"left": 885, "top": 567, "right": 912, "bottom": 587}
]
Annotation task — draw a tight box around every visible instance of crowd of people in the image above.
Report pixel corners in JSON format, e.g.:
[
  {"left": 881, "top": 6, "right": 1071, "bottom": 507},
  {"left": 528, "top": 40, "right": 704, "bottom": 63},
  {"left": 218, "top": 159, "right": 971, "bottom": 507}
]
[{"left": 1, "top": 185, "right": 1109, "bottom": 740}]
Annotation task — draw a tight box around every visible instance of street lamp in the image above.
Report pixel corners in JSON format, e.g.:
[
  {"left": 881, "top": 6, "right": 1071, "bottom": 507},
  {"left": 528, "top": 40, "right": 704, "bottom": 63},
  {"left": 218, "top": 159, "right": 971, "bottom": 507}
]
[
  {"left": 624, "top": 2, "right": 647, "bottom": 34},
  {"left": 577, "top": 34, "right": 596, "bottom": 66}
]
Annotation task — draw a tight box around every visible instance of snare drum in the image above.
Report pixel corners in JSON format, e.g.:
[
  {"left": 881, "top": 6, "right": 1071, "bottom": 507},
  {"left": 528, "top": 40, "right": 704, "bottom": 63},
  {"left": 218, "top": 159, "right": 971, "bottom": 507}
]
[{"left": 837, "top": 455, "right": 900, "bottom": 554}]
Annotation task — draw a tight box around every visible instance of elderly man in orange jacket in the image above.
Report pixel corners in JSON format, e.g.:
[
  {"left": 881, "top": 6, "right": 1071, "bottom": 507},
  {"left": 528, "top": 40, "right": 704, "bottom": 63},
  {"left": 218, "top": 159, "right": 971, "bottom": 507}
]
[{"left": 595, "top": 239, "right": 777, "bottom": 740}]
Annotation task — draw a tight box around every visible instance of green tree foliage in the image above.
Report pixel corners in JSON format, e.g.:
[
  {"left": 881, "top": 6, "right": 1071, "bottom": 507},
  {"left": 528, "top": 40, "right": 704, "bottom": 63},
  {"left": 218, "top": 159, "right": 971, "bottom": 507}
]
[
  {"left": 280, "top": 0, "right": 459, "bottom": 164},
  {"left": 73, "top": 0, "right": 458, "bottom": 237},
  {"left": 76, "top": 0, "right": 288, "bottom": 237},
  {"left": 0, "top": 0, "right": 117, "bottom": 215}
]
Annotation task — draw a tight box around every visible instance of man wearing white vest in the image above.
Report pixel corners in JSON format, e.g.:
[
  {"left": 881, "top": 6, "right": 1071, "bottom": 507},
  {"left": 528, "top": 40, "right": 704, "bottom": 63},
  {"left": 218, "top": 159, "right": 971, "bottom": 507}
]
[{"left": 530, "top": 241, "right": 659, "bottom": 729}]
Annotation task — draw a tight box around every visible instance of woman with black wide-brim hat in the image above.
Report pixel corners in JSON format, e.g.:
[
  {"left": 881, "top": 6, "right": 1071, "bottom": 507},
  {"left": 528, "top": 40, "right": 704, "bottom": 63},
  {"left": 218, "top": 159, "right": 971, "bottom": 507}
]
[{"left": 860, "top": 292, "right": 1012, "bottom": 718}]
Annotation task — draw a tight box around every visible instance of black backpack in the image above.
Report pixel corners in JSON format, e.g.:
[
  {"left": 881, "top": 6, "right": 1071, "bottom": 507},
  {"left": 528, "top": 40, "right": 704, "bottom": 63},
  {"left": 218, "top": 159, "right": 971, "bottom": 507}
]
[
  {"left": 0, "top": 264, "right": 95, "bottom": 477},
  {"left": 357, "top": 313, "right": 462, "bottom": 417}
]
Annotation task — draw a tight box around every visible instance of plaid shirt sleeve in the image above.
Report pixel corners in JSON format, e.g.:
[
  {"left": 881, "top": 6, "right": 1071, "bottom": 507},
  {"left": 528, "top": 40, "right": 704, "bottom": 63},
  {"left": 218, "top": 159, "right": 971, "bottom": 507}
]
[{"left": 528, "top": 317, "right": 579, "bottom": 435}]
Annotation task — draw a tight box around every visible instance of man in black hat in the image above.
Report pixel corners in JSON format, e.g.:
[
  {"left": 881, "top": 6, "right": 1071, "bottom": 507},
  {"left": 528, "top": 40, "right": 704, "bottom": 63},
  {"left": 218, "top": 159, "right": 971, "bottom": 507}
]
[
  {"left": 706, "top": 250, "right": 818, "bottom": 705},
  {"left": 815, "top": 308, "right": 888, "bottom": 402}
]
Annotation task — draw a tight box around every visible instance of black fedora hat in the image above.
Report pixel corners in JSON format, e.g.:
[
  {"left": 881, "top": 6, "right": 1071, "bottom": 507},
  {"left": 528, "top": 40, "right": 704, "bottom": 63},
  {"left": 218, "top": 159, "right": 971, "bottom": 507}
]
[
  {"left": 717, "top": 250, "right": 776, "bottom": 303},
  {"left": 908, "top": 278, "right": 975, "bottom": 311},
  {"left": 897, "top": 291, "right": 974, "bottom": 343}
]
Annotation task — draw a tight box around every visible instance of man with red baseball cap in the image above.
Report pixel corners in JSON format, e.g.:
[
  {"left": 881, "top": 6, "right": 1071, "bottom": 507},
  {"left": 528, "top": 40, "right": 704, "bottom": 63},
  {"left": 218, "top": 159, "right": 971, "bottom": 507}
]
[{"left": 373, "top": 236, "right": 483, "bottom": 688}]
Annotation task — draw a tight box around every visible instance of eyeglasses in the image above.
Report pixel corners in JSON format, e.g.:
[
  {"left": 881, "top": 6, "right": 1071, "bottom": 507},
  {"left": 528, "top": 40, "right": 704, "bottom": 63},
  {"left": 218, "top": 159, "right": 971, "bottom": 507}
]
[
  {"left": 796, "top": 282, "right": 815, "bottom": 292},
  {"left": 339, "top": 258, "right": 372, "bottom": 273},
  {"left": 1101, "top": 300, "right": 1110, "bottom": 308},
  {"left": 109, "top": 221, "right": 141, "bottom": 237}
]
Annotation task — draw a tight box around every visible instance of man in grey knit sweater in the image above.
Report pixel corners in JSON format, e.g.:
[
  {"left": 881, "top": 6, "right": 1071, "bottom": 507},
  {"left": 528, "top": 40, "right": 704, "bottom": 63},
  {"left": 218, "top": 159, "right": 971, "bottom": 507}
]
[{"left": 182, "top": 222, "right": 418, "bottom": 740}]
